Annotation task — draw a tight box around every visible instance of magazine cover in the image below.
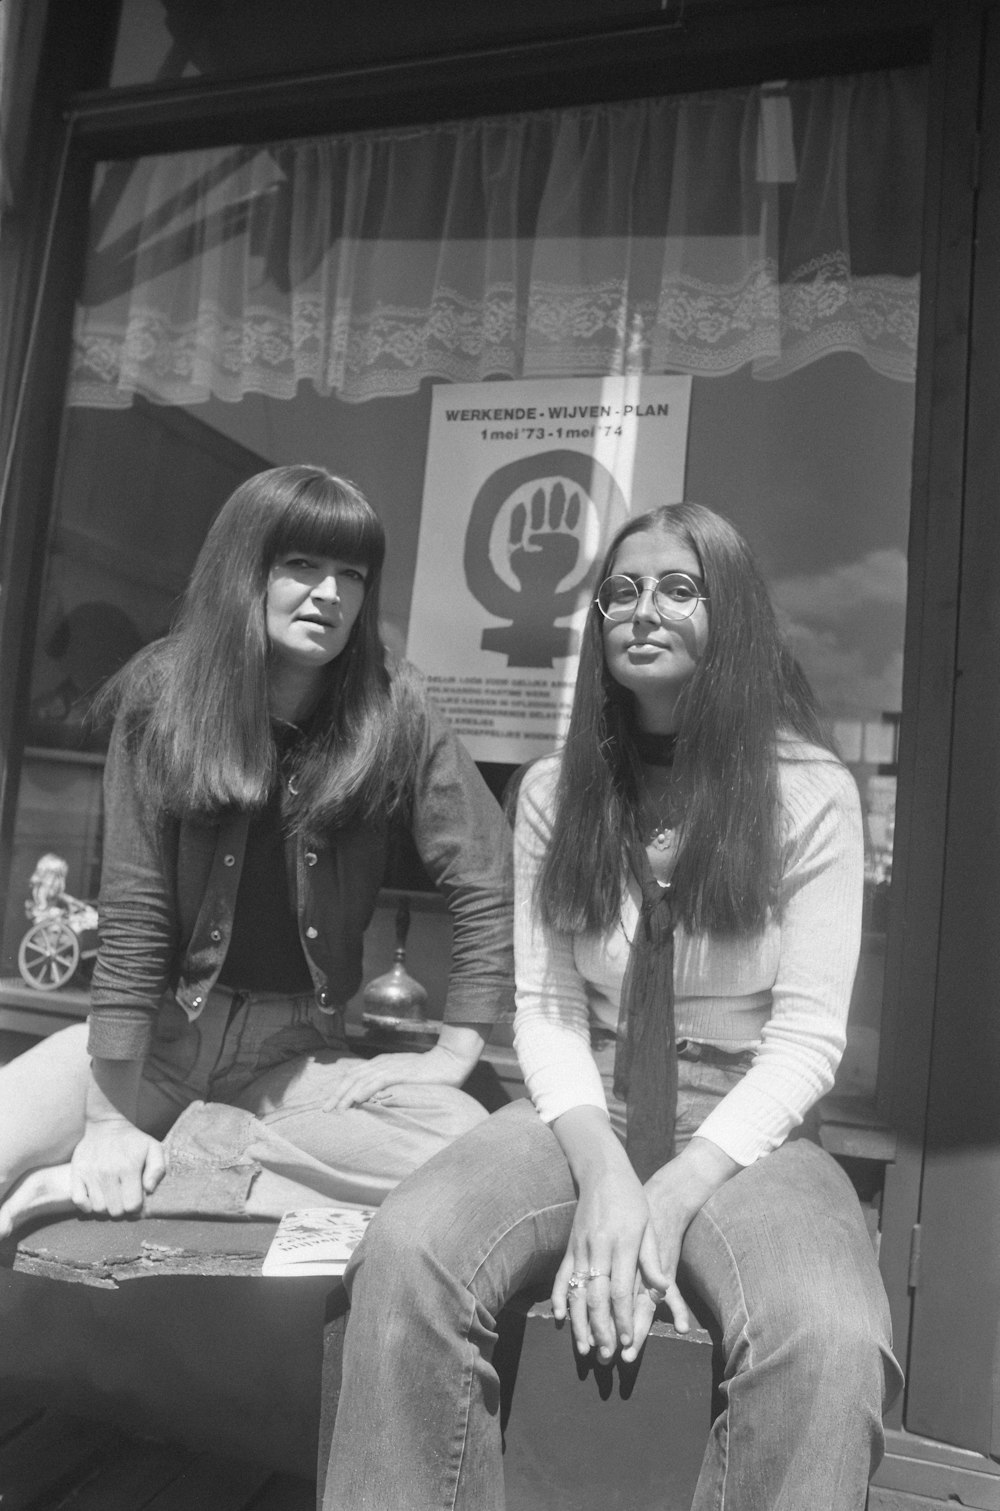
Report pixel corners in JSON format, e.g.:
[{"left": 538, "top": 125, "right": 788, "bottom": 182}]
[{"left": 261, "top": 1205, "right": 375, "bottom": 1276}]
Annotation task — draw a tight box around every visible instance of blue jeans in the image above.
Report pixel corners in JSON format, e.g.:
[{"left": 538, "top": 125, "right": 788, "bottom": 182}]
[
  {"left": 134, "top": 987, "right": 488, "bottom": 1217},
  {"left": 325, "top": 1075, "right": 902, "bottom": 1510}
]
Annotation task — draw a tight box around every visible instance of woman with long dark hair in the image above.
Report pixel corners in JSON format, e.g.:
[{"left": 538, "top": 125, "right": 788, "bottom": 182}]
[
  {"left": 0, "top": 465, "right": 512, "bottom": 1236},
  {"left": 325, "top": 502, "right": 902, "bottom": 1510}
]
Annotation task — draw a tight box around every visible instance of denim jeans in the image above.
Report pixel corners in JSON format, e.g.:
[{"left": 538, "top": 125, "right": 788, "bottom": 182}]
[
  {"left": 133, "top": 987, "right": 488, "bottom": 1217},
  {"left": 325, "top": 1069, "right": 902, "bottom": 1510}
]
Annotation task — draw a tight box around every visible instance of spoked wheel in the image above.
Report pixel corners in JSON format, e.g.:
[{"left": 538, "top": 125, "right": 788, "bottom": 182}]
[{"left": 17, "top": 919, "right": 80, "bottom": 991}]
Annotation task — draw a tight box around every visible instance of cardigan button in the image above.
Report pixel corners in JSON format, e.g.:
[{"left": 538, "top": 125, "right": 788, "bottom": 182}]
[
  {"left": 317, "top": 989, "right": 330, "bottom": 1007},
  {"left": 210, "top": 928, "right": 222, "bottom": 942},
  {"left": 223, "top": 854, "right": 236, "bottom": 867},
  {"left": 305, "top": 851, "right": 318, "bottom": 866},
  {"left": 191, "top": 995, "right": 203, "bottom": 1008},
  {"left": 305, "top": 926, "right": 318, "bottom": 939}
]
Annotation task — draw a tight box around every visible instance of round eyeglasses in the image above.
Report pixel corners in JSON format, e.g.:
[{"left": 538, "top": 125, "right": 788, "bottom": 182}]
[{"left": 595, "top": 572, "right": 708, "bottom": 623}]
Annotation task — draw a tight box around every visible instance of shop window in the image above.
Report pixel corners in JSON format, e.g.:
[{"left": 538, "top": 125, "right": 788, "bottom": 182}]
[{"left": 6, "top": 71, "right": 925, "bottom": 1088}]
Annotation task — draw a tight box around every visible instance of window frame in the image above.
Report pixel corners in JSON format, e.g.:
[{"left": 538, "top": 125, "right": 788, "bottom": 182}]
[{"left": 0, "top": 2, "right": 985, "bottom": 1455}]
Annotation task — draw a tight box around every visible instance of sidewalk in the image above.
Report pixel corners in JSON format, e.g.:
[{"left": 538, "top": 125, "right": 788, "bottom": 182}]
[{"left": 0, "top": 1393, "right": 315, "bottom": 1511}]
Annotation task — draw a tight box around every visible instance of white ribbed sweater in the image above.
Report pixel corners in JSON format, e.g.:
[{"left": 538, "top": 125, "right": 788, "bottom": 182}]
[{"left": 512, "top": 743, "right": 864, "bottom": 1166}]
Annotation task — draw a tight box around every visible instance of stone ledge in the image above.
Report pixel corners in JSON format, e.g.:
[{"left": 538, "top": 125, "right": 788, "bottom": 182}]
[{"left": 6, "top": 1212, "right": 282, "bottom": 1286}]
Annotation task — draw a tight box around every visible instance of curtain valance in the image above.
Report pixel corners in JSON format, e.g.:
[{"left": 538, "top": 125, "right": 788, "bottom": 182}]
[{"left": 68, "top": 67, "right": 925, "bottom": 408}]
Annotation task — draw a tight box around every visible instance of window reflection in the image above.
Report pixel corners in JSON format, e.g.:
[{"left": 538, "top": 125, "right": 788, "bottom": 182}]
[{"left": 6, "top": 71, "right": 926, "bottom": 1104}]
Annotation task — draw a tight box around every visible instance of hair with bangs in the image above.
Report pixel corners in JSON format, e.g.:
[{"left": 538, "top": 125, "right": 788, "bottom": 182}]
[
  {"left": 538, "top": 501, "right": 832, "bottom": 936},
  {"left": 107, "top": 464, "right": 423, "bottom": 831}
]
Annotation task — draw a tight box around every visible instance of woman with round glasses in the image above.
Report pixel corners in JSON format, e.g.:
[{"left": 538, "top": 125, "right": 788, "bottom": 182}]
[
  {"left": 325, "top": 501, "right": 901, "bottom": 1511},
  {"left": 595, "top": 567, "right": 708, "bottom": 622}
]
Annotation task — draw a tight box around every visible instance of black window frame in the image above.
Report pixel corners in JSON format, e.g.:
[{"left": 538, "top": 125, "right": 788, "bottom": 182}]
[{"left": 0, "top": 2, "right": 987, "bottom": 1458}]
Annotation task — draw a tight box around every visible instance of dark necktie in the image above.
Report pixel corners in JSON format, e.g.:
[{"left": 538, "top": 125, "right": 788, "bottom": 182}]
[{"left": 613, "top": 847, "right": 677, "bottom": 1182}]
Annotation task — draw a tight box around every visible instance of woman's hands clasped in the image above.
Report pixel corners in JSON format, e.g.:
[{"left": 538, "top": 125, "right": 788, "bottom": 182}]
[
  {"left": 552, "top": 1164, "right": 691, "bottom": 1366},
  {"left": 549, "top": 1105, "right": 692, "bottom": 1367},
  {"left": 550, "top": 1111, "right": 741, "bottom": 1367}
]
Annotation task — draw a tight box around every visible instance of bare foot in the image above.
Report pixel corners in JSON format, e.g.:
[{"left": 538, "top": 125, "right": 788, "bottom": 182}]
[{"left": 0, "top": 1164, "right": 75, "bottom": 1240}]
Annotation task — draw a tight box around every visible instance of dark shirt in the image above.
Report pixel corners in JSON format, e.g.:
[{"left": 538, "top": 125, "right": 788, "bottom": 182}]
[
  {"left": 216, "top": 778, "right": 314, "bottom": 994},
  {"left": 88, "top": 668, "right": 515, "bottom": 1060}
]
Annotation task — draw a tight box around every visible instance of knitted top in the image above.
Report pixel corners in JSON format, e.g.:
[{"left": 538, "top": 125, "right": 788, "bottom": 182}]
[{"left": 512, "top": 741, "right": 864, "bottom": 1167}]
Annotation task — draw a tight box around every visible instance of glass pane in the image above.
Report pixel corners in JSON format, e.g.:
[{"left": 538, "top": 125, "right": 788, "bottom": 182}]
[{"left": 5, "top": 73, "right": 925, "bottom": 1094}]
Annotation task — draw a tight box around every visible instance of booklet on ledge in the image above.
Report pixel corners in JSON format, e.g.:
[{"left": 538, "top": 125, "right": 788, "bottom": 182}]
[{"left": 261, "top": 1205, "right": 376, "bottom": 1276}]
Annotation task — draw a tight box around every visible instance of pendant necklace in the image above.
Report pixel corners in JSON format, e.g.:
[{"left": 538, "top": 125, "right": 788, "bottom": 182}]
[
  {"left": 636, "top": 730, "right": 678, "bottom": 877},
  {"left": 635, "top": 730, "right": 677, "bottom": 851},
  {"left": 650, "top": 819, "right": 675, "bottom": 852},
  {"left": 644, "top": 804, "right": 677, "bottom": 886},
  {"left": 642, "top": 783, "right": 678, "bottom": 860}
]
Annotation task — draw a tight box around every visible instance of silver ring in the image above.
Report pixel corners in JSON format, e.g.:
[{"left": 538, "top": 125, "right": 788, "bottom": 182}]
[
  {"left": 647, "top": 1286, "right": 666, "bottom": 1304},
  {"left": 566, "top": 1271, "right": 589, "bottom": 1292},
  {"left": 586, "top": 1268, "right": 611, "bottom": 1282}
]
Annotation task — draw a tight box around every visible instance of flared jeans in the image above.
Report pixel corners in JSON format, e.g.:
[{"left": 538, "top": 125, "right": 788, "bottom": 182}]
[
  {"left": 133, "top": 986, "right": 488, "bottom": 1217},
  {"left": 325, "top": 1082, "right": 902, "bottom": 1511}
]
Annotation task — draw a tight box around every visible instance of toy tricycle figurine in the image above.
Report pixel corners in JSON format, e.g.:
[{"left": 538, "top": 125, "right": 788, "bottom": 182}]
[{"left": 18, "top": 853, "right": 99, "bottom": 991}]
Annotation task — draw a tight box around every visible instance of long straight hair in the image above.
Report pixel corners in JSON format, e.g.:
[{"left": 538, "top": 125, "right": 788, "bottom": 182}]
[
  {"left": 107, "top": 465, "right": 422, "bottom": 832},
  {"left": 538, "top": 502, "right": 831, "bottom": 936}
]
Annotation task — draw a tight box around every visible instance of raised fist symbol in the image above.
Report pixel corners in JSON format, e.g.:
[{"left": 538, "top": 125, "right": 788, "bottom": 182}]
[
  {"left": 464, "top": 451, "right": 627, "bottom": 668},
  {"left": 507, "top": 479, "right": 583, "bottom": 597}
]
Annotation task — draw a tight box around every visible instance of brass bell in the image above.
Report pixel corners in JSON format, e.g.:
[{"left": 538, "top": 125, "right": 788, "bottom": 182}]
[{"left": 362, "top": 896, "right": 435, "bottom": 1043}]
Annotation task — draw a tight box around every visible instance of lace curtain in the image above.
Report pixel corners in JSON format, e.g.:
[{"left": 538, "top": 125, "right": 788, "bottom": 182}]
[{"left": 68, "top": 67, "right": 925, "bottom": 409}]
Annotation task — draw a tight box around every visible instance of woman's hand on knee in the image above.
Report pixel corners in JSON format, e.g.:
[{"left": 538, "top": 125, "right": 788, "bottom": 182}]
[
  {"left": 320, "top": 1052, "right": 438, "bottom": 1111},
  {"left": 70, "top": 1119, "right": 167, "bottom": 1218},
  {"left": 321, "top": 1026, "right": 485, "bottom": 1111}
]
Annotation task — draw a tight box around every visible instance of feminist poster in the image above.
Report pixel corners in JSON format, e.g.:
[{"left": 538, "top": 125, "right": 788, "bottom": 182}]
[{"left": 406, "top": 376, "right": 692, "bottom": 764}]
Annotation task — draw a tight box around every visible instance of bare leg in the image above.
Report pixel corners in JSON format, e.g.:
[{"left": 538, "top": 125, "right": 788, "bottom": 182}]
[
  {"left": 0, "top": 1023, "right": 176, "bottom": 1240},
  {"left": 0, "top": 1164, "right": 76, "bottom": 1239},
  {"left": 0, "top": 1025, "right": 92, "bottom": 1181},
  {"left": 0, "top": 1023, "right": 94, "bottom": 1238}
]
